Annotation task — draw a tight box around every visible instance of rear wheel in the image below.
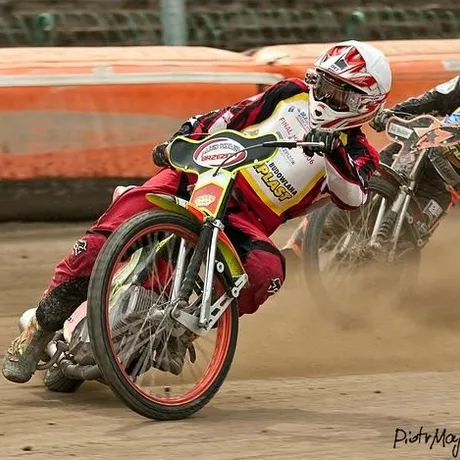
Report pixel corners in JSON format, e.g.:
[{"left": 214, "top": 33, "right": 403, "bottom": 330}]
[
  {"left": 43, "top": 366, "right": 83, "bottom": 393},
  {"left": 303, "top": 175, "right": 421, "bottom": 325},
  {"left": 87, "top": 210, "right": 239, "bottom": 420}
]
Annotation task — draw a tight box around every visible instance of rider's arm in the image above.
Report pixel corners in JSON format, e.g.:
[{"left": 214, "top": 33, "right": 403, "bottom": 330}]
[
  {"left": 392, "top": 75, "right": 460, "bottom": 117},
  {"left": 153, "top": 78, "right": 308, "bottom": 167},
  {"left": 169, "top": 78, "right": 309, "bottom": 139},
  {"left": 324, "top": 128, "right": 379, "bottom": 210}
]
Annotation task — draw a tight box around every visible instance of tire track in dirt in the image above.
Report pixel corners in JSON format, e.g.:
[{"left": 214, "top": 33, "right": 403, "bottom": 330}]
[{"left": 0, "top": 217, "right": 459, "bottom": 459}]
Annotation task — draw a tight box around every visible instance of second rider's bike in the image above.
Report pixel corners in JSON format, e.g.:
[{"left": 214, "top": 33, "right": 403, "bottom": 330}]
[{"left": 302, "top": 109, "right": 460, "bottom": 323}]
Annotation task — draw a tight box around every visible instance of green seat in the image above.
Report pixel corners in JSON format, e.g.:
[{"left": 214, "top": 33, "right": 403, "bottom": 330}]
[{"left": 32, "top": 12, "right": 58, "bottom": 46}]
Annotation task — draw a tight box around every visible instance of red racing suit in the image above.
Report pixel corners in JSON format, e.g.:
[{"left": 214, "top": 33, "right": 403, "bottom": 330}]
[{"left": 35, "top": 77, "right": 379, "bottom": 332}]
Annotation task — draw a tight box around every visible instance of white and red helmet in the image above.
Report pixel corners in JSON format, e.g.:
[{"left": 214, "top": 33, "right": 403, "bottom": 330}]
[{"left": 307, "top": 40, "right": 392, "bottom": 130}]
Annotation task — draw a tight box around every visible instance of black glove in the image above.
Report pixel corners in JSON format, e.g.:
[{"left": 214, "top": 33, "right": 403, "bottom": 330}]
[
  {"left": 152, "top": 141, "right": 170, "bottom": 167},
  {"left": 152, "top": 122, "right": 195, "bottom": 167},
  {"left": 369, "top": 109, "right": 394, "bottom": 133},
  {"left": 302, "top": 129, "right": 341, "bottom": 157}
]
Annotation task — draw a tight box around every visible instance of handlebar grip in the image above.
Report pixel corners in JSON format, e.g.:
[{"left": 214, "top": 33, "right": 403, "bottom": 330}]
[{"left": 297, "top": 141, "right": 326, "bottom": 149}]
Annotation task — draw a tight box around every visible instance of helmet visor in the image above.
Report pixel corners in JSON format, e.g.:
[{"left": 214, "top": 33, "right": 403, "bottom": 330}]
[{"left": 313, "top": 71, "right": 366, "bottom": 113}]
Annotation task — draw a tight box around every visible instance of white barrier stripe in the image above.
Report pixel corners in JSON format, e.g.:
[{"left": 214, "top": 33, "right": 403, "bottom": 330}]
[{"left": 0, "top": 71, "right": 284, "bottom": 88}]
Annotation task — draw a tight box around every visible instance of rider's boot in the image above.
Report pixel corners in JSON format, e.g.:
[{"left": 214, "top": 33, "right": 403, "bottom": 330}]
[
  {"left": 281, "top": 216, "right": 308, "bottom": 258},
  {"left": 2, "top": 314, "right": 54, "bottom": 383}
]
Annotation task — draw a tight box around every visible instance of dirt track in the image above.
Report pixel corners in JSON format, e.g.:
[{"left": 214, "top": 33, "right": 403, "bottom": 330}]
[{"left": 1, "top": 218, "right": 460, "bottom": 459}]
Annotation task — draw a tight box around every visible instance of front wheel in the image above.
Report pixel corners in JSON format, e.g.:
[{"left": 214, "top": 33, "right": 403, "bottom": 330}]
[
  {"left": 87, "top": 210, "right": 239, "bottom": 420},
  {"left": 303, "top": 175, "right": 421, "bottom": 325}
]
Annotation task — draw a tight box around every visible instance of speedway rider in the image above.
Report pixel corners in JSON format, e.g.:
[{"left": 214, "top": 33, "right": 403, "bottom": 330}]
[
  {"left": 283, "top": 75, "right": 460, "bottom": 257},
  {"left": 2, "top": 40, "right": 392, "bottom": 383}
]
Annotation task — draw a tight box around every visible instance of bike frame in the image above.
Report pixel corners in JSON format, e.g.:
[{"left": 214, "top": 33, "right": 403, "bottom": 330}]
[{"left": 26, "top": 130, "right": 323, "bottom": 380}]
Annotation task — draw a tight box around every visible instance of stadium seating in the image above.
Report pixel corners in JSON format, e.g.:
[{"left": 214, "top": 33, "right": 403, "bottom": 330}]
[{"left": 0, "top": 1, "right": 458, "bottom": 48}]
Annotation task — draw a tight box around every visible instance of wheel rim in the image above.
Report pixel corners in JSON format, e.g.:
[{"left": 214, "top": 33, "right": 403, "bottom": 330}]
[{"left": 101, "top": 223, "right": 233, "bottom": 406}]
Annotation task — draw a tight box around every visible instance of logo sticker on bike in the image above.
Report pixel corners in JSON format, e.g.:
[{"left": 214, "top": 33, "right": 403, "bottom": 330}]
[
  {"left": 445, "top": 112, "right": 460, "bottom": 125},
  {"left": 416, "top": 126, "right": 460, "bottom": 150},
  {"left": 193, "top": 194, "right": 216, "bottom": 207},
  {"left": 388, "top": 122, "right": 413, "bottom": 140},
  {"left": 193, "top": 137, "right": 247, "bottom": 168}
]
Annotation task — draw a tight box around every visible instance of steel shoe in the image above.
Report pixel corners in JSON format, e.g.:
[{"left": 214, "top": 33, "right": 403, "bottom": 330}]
[{"left": 2, "top": 315, "right": 54, "bottom": 383}]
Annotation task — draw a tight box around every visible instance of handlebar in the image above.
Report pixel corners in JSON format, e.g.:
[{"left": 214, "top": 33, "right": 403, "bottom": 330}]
[
  {"left": 390, "top": 111, "right": 416, "bottom": 120},
  {"left": 179, "top": 131, "right": 327, "bottom": 150},
  {"left": 212, "top": 139, "right": 326, "bottom": 176},
  {"left": 262, "top": 140, "right": 325, "bottom": 149}
]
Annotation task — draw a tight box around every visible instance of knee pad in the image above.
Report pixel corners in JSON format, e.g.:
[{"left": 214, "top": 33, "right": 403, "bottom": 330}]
[{"left": 36, "top": 278, "right": 90, "bottom": 331}]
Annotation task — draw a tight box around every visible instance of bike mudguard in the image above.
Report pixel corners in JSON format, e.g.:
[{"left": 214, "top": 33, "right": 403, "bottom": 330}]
[
  {"left": 376, "top": 164, "right": 424, "bottom": 221},
  {"left": 145, "top": 193, "right": 245, "bottom": 278}
]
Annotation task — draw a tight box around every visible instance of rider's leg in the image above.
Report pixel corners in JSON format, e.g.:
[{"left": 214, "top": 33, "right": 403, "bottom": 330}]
[
  {"left": 225, "top": 212, "right": 286, "bottom": 315},
  {"left": 379, "top": 141, "right": 400, "bottom": 166},
  {"left": 2, "top": 168, "right": 188, "bottom": 383},
  {"left": 281, "top": 216, "right": 308, "bottom": 257}
]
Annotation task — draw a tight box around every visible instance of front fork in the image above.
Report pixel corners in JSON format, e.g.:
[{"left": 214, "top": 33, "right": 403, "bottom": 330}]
[
  {"left": 170, "top": 220, "right": 222, "bottom": 328},
  {"left": 370, "top": 155, "right": 428, "bottom": 261},
  {"left": 170, "top": 218, "right": 247, "bottom": 335},
  {"left": 199, "top": 222, "right": 221, "bottom": 328},
  {"left": 369, "top": 185, "right": 418, "bottom": 262}
]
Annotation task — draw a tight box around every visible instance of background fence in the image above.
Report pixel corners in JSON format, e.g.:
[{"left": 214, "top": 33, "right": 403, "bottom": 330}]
[{"left": 1, "top": 1, "right": 460, "bottom": 49}]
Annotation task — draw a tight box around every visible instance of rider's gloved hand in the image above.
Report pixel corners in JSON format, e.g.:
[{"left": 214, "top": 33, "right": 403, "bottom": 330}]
[
  {"left": 152, "top": 141, "right": 170, "bottom": 167},
  {"left": 302, "top": 129, "right": 341, "bottom": 157},
  {"left": 369, "top": 109, "right": 394, "bottom": 132}
]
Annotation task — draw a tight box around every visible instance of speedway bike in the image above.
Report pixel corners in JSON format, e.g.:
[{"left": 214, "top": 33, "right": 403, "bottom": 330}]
[
  {"left": 302, "top": 110, "right": 460, "bottom": 323},
  {"left": 18, "top": 129, "right": 324, "bottom": 420}
]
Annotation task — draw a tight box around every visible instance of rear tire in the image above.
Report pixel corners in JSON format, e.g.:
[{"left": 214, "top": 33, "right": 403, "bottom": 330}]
[
  {"left": 43, "top": 367, "right": 83, "bottom": 393},
  {"left": 87, "top": 210, "right": 239, "bottom": 421}
]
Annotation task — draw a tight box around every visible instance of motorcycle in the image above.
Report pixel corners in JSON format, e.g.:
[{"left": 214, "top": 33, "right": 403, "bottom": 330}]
[
  {"left": 17, "top": 129, "right": 324, "bottom": 421},
  {"left": 301, "top": 109, "right": 460, "bottom": 324}
]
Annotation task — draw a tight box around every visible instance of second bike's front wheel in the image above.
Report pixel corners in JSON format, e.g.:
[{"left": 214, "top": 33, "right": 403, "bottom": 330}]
[
  {"left": 87, "top": 210, "right": 239, "bottom": 421},
  {"left": 302, "top": 175, "right": 421, "bottom": 325}
]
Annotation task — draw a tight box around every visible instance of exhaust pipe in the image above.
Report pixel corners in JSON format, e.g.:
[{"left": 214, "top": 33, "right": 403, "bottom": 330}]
[
  {"left": 59, "top": 358, "right": 102, "bottom": 381},
  {"left": 19, "top": 307, "right": 102, "bottom": 381}
]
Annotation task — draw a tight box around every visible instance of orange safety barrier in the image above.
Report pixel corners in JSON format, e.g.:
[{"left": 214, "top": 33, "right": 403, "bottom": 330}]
[
  {"left": 0, "top": 46, "right": 282, "bottom": 180},
  {"left": 0, "top": 40, "right": 459, "bottom": 181}
]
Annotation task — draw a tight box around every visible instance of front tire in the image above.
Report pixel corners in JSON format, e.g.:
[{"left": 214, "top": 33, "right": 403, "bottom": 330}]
[
  {"left": 87, "top": 210, "right": 239, "bottom": 421},
  {"left": 303, "top": 175, "right": 421, "bottom": 324}
]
